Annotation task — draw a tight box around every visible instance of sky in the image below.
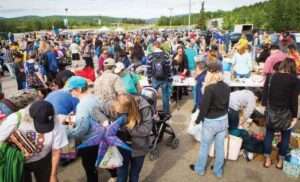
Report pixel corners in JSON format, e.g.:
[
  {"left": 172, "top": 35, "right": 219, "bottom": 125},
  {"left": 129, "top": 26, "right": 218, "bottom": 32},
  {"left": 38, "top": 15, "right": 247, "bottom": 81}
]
[{"left": 0, "top": 0, "right": 267, "bottom": 19}]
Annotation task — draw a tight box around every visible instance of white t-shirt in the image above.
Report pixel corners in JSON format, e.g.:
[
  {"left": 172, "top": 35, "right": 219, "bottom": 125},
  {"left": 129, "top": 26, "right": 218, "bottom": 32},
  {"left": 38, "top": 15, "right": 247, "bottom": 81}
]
[
  {"left": 0, "top": 108, "right": 69, "bottom": 163},
  {"left": 70, "top": 43, "right": 80, "bottom": 54}
]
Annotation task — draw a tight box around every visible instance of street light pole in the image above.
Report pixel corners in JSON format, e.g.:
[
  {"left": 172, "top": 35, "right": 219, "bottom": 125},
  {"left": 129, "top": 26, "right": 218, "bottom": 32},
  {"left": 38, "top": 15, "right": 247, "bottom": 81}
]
[
  {"left": 168, "top": 8, "right": 173, "bottom": 28},
  {"left": 188, "top": 0, "right": 191, "bottom": 30},
  {"left": 64, "top": 8, "right": 68, "bottom": 29}
]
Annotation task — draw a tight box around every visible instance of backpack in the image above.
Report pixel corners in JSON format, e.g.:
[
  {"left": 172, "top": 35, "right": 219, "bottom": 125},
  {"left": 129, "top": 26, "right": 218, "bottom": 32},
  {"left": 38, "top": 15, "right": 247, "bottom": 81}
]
[{"left": 151, "top": 53, "right": 168, "bottom": 80}]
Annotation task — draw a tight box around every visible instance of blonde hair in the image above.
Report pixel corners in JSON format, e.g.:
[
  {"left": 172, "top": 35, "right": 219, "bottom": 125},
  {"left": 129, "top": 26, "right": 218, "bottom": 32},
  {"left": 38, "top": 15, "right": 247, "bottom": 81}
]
[
  {"left": 202, "top": 71, "right": 224, "bottom": 93},
  {"left": 113, "top": 94, "right": 141, "bottom": 129}
]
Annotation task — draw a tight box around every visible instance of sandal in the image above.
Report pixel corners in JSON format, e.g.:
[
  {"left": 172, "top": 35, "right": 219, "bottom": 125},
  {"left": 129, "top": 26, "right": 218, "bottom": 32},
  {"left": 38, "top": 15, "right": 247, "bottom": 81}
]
[
  {"left": 263, "top": 158, "right": 272, "bottom": 168},
  {"left": 276, "top": 159, "right": 283, "bottom": 170}
]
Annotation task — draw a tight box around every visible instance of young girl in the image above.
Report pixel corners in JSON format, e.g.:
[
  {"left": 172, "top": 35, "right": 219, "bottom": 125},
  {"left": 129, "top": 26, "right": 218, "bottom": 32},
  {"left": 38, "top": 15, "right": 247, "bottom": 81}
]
[{"left": 113, "top": 94, "right": 153, "bottom": 182}]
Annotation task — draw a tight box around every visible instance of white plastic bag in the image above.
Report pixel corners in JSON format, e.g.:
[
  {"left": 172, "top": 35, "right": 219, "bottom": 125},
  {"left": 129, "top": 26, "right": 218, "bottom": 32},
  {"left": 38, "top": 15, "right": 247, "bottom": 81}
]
[
  {"left": 209, "top": 135, "right": 243, "bottom": 161},
  {"left": 99, "top": 146, "right": 123, "bottom": 169},
  {"left": 187, "top": 109, "right": 202, "bottom": 142}
]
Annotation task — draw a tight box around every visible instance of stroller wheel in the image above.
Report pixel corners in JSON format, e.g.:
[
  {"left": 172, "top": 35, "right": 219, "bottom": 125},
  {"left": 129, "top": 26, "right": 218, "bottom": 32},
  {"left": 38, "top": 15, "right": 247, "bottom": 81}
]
[
  {"left": 167, "top": 138, "right": 180, "bottom": 149},
  {"left": 149, "top": 148, "right": 159, "bottom": 161}
]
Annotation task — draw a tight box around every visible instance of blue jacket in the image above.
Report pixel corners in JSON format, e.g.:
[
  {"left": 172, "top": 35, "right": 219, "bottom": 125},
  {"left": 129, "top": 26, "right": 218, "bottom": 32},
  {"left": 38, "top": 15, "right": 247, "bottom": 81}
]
[{"left": 195, "top": 71, "right": 207, "bottom": 108}]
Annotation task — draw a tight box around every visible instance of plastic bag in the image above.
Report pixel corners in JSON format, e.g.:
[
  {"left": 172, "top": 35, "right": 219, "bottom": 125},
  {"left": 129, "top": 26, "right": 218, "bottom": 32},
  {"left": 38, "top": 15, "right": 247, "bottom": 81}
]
[
  {"left": 99, "top": 146, "right": 123, "bottom": 169},
  {"left": 187, "top": 109, "right": 202, "bottom": 142}
]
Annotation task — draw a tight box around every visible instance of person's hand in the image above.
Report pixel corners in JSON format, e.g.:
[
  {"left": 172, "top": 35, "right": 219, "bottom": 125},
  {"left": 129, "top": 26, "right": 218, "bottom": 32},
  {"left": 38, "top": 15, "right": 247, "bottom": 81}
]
[
  {"left": 289, "top": 118, "right": 298, "bottom": 130},
  {"left": 50, "top": 175, "right": 58, "bottom": 182}
]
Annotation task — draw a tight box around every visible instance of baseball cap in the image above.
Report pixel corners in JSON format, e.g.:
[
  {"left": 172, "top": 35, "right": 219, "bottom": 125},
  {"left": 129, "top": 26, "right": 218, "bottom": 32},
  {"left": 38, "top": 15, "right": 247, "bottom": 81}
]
[
  {"left": 114, "top": 62, "right": 125, "bottom": 74},
  {"left": 104, "top": 58, "right": 116, "bottom": 67},
  {"left": 29, "top": 101, "right": 55, "bottom": 133},
  {"left": 65, "top": 76, "right": 88, "bottom": 91}
]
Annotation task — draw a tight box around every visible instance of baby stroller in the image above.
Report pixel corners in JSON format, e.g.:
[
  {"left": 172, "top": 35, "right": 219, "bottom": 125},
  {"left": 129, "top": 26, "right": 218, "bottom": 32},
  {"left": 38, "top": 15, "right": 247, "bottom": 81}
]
[{"left": 141, "top": 87, "right": 179, "bottom": 161}]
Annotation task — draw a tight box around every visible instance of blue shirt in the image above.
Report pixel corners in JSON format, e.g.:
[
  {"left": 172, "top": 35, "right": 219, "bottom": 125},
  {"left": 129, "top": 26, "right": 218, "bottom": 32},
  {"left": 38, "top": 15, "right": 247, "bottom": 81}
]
[
  {"left": 185, "top": 48, "right": 197, "bottom": 71},
  {"left": 195, "top": 71, "right": 207, "bottom": 108},
  {"left": 45, "top": 90, "right": 79, "bottom": 115}
]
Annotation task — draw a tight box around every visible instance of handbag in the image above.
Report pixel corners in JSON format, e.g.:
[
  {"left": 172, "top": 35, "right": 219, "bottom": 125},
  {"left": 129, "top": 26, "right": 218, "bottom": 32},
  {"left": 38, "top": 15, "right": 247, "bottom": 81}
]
[
  {"left": 266, "top": 75, "right": 292, "bottom": 131},
  {"left": 187, "top": 109, "right": 202, "bottom": 142},
  {"left": 99, "top": 146, "right": 123, "bottom": 169},
  {"left": 8, "top": 112, "right": 38, "bottom": 158}
]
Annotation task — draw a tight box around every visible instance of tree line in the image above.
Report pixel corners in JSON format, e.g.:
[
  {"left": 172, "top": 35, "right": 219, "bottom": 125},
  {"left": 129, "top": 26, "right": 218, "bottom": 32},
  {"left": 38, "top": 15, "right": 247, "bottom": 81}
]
[
  {"left": 0, "top": 16, "right": 146, "bottom": 33},
  {"left": 157, "top": 0, "right": 300, "bottom": 32}
]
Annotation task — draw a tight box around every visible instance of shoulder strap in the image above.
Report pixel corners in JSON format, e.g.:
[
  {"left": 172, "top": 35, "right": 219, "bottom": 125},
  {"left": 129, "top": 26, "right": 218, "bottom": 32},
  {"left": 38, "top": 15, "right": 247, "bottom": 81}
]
[
  {"left": 267, "top": 74, "right": 273, "bottom": 108},
  {"left": 15, "top": 111, "right": 22, "bottom": 129}
]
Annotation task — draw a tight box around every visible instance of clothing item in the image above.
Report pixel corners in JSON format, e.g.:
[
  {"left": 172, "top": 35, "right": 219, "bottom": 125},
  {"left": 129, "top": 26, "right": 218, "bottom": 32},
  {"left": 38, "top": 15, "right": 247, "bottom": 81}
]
[
  {"left": 70, "top": 43, "right": 80, "bottom": 54},
  {"left": 195, "top": 71, "right": 207, "bottom": 108},
  {"left": 229, "top": 90, "right": 256, "bottom": 120},
  {"left": 185, "top": 47, "right": 198, "bottom": 71},
  {"left": 147, "top": 50, "right": 172, "bottom": 82},
  {"left": 78, "top": 145, "right": 99, "bottom": 182},
  {"left": 263, "top": 50, "right": 287, "bottom": 75},
  {"left": 65, "top": 76, "right": 88, "bottom": 91},
  {"left": 45, "top": 90, "right": 78, "bottom": 115},
  {"left": 197, "top": 81, "right": 230, "bottom": 122},
  {"left": 121, "top": 72, "right": 139, "bottom": 95},
  {"left": 23, "top": 152, "right": 52, "bottom": 182},
  {"left": 232, "top": 52, "right": 252, "bottom": 75},
  {"left": 29, "top": 101, "right": 55, "bottom": 133},
  {"left": 228, "top": 108, "right": 239, "bottom": 130},
  {"left": 67, "top": 94, "right": 103, "bottom": 143},
  {"left": 194, "top": 115, "right": 228, "bottom": 177},
  {"left": 262, "top": 73, "right": 298, "bottom": 118},
  {"left": 264, "top": 128, "right": 291, "bottom": 158},
  {"left": 152, "top": 79, "right": 171, "bottom": 113},
  {"left": 117, "top": 148, "right": 145, "bottom": 182},
  {"left": 94, "top": 70, "right": 126, "bottom": 103},
  {"left": 0, "top": 108, "right": 68, "bottom": 163}
]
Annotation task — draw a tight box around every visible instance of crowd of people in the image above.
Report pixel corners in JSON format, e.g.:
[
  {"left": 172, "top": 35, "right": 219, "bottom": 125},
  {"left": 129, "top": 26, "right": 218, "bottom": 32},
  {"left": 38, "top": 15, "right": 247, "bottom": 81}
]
[{"left": 0, "top": 28, "right": 299, "bottom": 182}]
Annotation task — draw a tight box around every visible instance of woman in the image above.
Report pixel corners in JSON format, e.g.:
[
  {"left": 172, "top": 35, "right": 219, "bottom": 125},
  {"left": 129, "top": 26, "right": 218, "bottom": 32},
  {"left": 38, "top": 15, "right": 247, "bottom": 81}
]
[
  {"left": 114, "top": 62, "right": 141, "bottom": 95},
  {"left": 232, "top": 45, "right": 252, "bottom": 78},
  {"left": 24, "top": 52, "right": 45, "bottom": 89},
  {"left": 81, "top": 38, "right": 95, "bottom": 68},
  {"left": 64, "top": 76, "right": 104, "bottom": 182},
  {"left": 97, "top": 48, "right": 109, "bottom": 74},
  {"left": 190, "top": 62, "right": 230, "bottom": 177},
  {"left": 113, "top": 94, "right": 152, "bottom": 182},
  {"left": 262, "top": 58, "right": 298, "bottom": 169},
  {"left": 0, "top": 100, "right": 68, "bottom": 182},
  {"left": 172, "top": 46, "right": 189, "bottom": 100},
  {"left": 131, "top": 36, "right": 145, "bottom": 65},
  {"left": 287, "top": 44, "right": 300, "bottom": 74},
  {"left": 193, "top": 57, "right": 207, "bottom": 112}
]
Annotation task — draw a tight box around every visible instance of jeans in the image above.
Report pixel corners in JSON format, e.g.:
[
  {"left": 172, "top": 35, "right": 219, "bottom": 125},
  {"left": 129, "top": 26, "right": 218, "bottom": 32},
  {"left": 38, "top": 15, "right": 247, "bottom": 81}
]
[
  {"left": 152, "top": 79, "right": 171, "bottom": 113},
  {"left": 16, "top": 79, "right": 26, "bottom": 90},
  {"left": 78, "top": 145, "right": 99, "bottom": 182},
  {"left": 117, "top": 148, "right": 145, "bottom": 182},
  {"left": 195, "top": 115, "right": 228, "bottom": 177},
  {"left": 263, "top": 128, "right": 292, "bottom": 159},
  {"left": 23, "top": 152, "right": 52, "bottom": 182},
  {"left": 228, "top": 108, "right": 239, "bottom": 130}
]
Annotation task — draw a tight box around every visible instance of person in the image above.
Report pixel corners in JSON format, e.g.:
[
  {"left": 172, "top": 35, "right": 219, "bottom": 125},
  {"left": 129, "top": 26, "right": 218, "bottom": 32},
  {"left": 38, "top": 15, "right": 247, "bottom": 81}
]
[
  {"left": 114, "top": 62, "right": 141, "bottom": 95},
  {"left": 263, "top": 44, "right": 287, "bottom": 75},
  {"left": 2, "top": 45, "right": 15, "bottom": 78},
  {"left": 24, "top": 52, "right": 45, "bottom": 89},
  {"left": 256, "top": 44, "right": 271, "bottom": 63},
  {"left": 97, "top": 48, "right": 109, "bottom": 74},
  {"left": 45, "top": 71, "right": 78, "bottom": 115},
  {"left": 64, "top": 76, "right": 106, "bottom": 182},
  {"left": 14, "top": 52, "right": 26, "bottom": 90},
  {"left": 40, "top": 44, "right": 59, "bottom": 82},
  {"left": 171, "top": 46, "right": 189, "bottom": 100},
  {"left": 193, "top": 57, "right": 207, "bottom": 112},
  {"left": 190, "top": 62, "right": 230, "bottom": 177},
  {"left": 81, "top": 38, "right": 95, "bottom": 68},
  {"left": 287, "top": 44, "right": 300, "bottom": 74},
  {"left": 262, "top": 58, "right": 299, "bottom": 169},
  {"left": 185, "top": 40, "right": 198, "bottom": 72},
  {"left": 131, "top": 36, "right": 145, "bottom": 65},
  {"left": 0, "top": 100, "right": 68, "bottom": 182},
  {"left": 228, "top": 89, "right": 262, "bottom": 130},
  {"left": 232, "top": 45, "right": 252, "bottom": 78},
  {"left": 69, "top": 40, "right": 80, "bottom": 67},
  {"left": 147, "top": 41, "right": 172, "bottom": 113},
  {"left": 113, "top": 94, "right": 152, "bottom": 182},
  {"left": 94, "top": 58, "right": 126, "bottom": 103}
]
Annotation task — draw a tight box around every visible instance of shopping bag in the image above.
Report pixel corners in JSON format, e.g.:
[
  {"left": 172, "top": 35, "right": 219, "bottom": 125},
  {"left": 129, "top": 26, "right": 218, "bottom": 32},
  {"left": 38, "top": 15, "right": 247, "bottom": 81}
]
[
  {"left": 99, "top": 146, "right": 123, "bottom": 169},
  {"left": 60, "top": 139, "right": 77, "bottom": 160},
  {"left": 209, "top": 135, "right": 243, "bottom": 161},
  {"left": 187, "top": 110, "right": 202, "bottom": 141}
]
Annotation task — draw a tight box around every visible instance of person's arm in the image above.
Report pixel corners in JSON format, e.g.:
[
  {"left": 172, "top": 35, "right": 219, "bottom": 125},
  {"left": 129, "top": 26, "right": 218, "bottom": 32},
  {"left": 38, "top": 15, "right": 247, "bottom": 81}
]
[
  {"left": 244, "top": 93, "right": 257, "bottom": 120},
  {"left": 0, "top": 113, "right": 18, "bottom": 142},
  {"left": 247, "top": 53, "right": 253, "bottom": 71},
  {"left": 50, "top": 149, "right": 60, "bottom": 182},
  {"left": 67, "top": 107, "right": 90, "bottom": 140},
  {"left": 128, "top": 106, "right": 153, "bottom": 137},
  {"left": 196, "top": 86, "right": 212, "bottom": 123},
  {"left": 290, "top": 77, "right": 299, "bottom": 118},
  {"left": 261, "top": 75, "right": 270, "bottom": 107}
]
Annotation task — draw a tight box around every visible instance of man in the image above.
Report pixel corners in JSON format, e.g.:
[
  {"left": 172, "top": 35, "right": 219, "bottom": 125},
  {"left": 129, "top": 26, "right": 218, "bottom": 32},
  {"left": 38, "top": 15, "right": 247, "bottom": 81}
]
[
  {"left": 147, "top": 41, "right": 172, "bottom": 113},
  {"left": 228, "top": 89, "right": 262, "bottom": 130},
  {"left": 263, "top": 44, "right": 287, "bottom": 75},
  {"left": 94, "top": 58, "right": 126, "bottom": 103}
]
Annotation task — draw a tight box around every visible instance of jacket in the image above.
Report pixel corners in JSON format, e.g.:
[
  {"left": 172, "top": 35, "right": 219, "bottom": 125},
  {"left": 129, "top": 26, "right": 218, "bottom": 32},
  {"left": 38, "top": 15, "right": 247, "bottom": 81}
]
[{"left": 147, "top": 50, "right": 172, "bottom": 82}]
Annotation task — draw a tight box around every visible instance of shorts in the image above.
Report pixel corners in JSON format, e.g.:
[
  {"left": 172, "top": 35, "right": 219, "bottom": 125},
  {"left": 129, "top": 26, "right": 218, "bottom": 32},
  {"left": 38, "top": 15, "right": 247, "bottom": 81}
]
[{"left": 72, "top": 53, "right": 80, "bottom": 61}]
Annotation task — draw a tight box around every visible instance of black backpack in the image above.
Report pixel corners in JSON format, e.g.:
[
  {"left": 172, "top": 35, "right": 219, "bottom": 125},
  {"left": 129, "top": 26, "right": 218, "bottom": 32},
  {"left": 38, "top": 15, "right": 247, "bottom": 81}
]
[{"left": 151, "top": 53, "right": 168, "bottom": 80}]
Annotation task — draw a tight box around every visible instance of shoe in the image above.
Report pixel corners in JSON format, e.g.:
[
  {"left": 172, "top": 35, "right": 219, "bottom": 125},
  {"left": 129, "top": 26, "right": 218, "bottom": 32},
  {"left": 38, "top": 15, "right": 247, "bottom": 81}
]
[
  {"left": 276, "top": 159, "right": 283, "bottom": 170},
  {"left": 189, "top": 164, "right": 195, "bottom": 171},
  {"left": 107, "top": 177, "right": 117, "bottom": 182},
  {"left": 263, "top": 158, "right": 272, "bottom": 168}
]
